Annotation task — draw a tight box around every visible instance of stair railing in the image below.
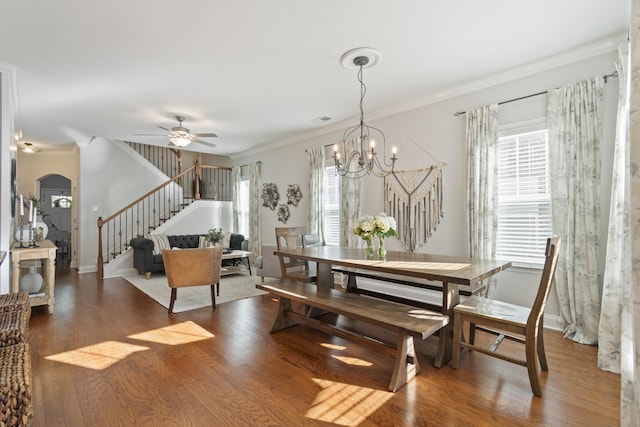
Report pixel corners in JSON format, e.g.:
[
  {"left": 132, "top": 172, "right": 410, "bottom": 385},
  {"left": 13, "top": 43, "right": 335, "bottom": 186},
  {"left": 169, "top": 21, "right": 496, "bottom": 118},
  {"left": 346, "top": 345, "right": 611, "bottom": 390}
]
[{"left": 96, "top": 161, "right": 231, "bottom": 278}]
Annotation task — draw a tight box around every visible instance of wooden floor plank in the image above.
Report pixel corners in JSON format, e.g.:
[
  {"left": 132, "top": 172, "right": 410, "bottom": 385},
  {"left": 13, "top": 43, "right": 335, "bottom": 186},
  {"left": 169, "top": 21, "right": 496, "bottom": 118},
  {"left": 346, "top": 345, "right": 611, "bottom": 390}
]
[{"left": 26, "top": 263, "right": 620, "bottom": 427}]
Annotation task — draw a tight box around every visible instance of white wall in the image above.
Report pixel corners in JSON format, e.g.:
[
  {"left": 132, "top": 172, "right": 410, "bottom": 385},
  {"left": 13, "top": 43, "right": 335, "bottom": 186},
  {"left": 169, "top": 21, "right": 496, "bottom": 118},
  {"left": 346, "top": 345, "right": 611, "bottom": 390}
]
[
  {"left": 0, "top": 64, "right": 19, "bottom": 293},
  {"left": 153, "top": 201, "right": 232, "bottom": 235},
  {"left": 78, "top": 138, "right": 173, "bottom": 273},
  {"left": 233, "top": 48, "right": 620, "bottom": 325}
]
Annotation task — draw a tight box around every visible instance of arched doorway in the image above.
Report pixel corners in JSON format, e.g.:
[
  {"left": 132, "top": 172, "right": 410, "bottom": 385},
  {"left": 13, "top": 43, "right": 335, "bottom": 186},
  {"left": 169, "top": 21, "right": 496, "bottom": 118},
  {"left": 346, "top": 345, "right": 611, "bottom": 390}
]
[{"left": 40, "top": 175, "right": 72, "bottom": 262}]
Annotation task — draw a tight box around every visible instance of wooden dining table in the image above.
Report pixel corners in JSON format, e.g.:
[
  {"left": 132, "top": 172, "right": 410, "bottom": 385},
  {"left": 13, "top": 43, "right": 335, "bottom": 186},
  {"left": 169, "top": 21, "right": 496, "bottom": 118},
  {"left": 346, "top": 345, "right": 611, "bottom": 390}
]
[{"left": 273, "top": 246, "right": 511, "bottom": 367}]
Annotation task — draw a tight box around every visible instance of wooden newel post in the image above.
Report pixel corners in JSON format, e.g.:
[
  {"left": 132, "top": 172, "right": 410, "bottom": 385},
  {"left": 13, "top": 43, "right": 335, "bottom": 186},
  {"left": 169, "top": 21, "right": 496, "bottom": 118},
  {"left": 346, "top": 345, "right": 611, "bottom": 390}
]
[
  {"left": 194, "top": 160, "right": 201, "bottom": 200},
  {"left": 97, "top": 216, "right": 104, "bottom": 279}
]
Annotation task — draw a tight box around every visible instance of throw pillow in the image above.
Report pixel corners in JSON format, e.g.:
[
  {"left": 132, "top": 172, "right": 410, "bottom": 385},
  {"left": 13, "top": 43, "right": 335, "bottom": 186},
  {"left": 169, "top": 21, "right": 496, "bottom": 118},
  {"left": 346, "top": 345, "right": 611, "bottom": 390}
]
[
  {"left": 221, "top": 231, "right": 231, "bottom": 249},
  {"left": 147, "top": 234, "right": 170, "bottom": 255},
  {"left": 198, "top": 236, "right": 213, "bottom": 248}
]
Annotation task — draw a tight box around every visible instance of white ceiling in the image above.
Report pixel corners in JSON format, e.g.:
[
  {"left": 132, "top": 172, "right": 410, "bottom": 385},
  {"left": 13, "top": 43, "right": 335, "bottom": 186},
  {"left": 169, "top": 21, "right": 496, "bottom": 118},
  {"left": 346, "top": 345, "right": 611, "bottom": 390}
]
[{"left": 1, "top": 0, "right": 629, "bottom": 157}]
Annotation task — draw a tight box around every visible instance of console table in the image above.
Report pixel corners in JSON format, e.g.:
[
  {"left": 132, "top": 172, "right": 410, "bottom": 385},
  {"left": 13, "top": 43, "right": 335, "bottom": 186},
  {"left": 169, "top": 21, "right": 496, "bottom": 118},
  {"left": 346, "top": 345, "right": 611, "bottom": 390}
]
[{"left": 10, "top": 240, "right": 56, "bottom": 314}]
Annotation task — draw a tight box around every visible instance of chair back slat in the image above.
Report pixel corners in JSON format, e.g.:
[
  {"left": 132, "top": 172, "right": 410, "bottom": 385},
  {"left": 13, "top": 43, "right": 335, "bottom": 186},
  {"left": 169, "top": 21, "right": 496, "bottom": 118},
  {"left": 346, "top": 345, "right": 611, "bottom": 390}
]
[
  {"left": 275, "top": 227, "right": 315, "bottom": 281},
  {"left": 526, "top": 237, "right": 561, "bottom": 329}
]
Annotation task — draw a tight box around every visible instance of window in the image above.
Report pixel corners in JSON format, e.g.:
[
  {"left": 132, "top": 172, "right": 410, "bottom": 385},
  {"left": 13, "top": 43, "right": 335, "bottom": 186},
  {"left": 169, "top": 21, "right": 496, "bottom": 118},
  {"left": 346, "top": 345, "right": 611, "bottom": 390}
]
[
  {"left": 51, "top": 195, "right": 72, "bottom": 209},
  {"left": 237, "top": 179, "right": 250, "bottom": 239},
  {"left": 323, "top": 164, "right": 341, "bottom": 246},
  {"left": 496, "top": 128, "right": 551, "bottom": 267}
]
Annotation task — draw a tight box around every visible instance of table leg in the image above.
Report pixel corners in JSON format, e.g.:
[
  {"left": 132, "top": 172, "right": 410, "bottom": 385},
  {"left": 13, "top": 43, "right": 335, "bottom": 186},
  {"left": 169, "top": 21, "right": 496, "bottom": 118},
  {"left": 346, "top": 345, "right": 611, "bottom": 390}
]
[
  {"left": 10, "top": 258, "right": 20, "bottom": 294},
  {"left": 315, "top": 262, "right": 333, "bottom": 291},
  {"left": 45, "top": 255, "right": 55, "bottom": 314},
  {"left": 434, "top": 281, "right": 459, "bottom": 368},
  {"left": 307, "top": 262, "right": 333, "bottom": 317}
]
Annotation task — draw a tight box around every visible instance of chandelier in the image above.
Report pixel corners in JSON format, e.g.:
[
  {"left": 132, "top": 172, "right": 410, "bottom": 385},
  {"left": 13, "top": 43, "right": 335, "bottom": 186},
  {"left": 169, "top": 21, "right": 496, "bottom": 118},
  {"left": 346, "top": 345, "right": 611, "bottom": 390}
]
[{"left": 333, "top": 48, "right": 397, "bottom": 178}]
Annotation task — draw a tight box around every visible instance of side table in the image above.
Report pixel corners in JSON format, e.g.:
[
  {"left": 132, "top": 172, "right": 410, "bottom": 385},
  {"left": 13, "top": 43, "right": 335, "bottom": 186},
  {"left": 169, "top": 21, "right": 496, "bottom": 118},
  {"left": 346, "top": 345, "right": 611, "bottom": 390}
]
[{"left": 10, "top": 240, "right": 56, "bottom": 314}]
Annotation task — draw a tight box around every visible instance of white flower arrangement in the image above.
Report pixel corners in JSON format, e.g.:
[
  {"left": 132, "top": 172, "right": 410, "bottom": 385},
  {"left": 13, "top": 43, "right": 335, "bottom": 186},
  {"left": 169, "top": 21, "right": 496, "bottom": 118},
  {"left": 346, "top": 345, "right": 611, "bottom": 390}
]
[{"left": 352, "top": 212, "right": 398, "bottom": 241}]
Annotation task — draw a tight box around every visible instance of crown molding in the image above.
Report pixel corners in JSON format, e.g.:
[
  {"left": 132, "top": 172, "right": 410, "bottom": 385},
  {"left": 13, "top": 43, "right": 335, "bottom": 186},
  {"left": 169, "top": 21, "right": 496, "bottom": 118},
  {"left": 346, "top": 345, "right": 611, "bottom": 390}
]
[{"left": 232, "top": 32, "right": 626, "bottom": 160}]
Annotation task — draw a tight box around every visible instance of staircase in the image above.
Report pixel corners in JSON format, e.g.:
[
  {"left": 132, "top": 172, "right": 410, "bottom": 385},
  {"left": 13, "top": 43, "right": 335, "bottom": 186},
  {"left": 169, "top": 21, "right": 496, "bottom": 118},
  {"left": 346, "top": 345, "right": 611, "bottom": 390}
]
[{"left": 97, "top": 143, "right": 233, "bottom": 278}]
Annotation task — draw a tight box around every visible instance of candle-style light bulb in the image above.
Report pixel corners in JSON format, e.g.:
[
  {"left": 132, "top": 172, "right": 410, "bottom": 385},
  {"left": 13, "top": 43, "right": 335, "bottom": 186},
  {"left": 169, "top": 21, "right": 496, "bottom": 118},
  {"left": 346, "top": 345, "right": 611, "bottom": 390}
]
[{"left": 392, "top": 146, "right": 397, "bottom": 155}]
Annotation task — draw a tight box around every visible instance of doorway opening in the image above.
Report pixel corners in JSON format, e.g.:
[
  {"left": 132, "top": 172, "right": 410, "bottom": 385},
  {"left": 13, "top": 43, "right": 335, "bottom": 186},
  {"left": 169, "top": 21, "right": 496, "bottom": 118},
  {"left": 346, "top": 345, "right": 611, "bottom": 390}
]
[{"left": 40, "top": 175, "right": 72, "bottom": 264}]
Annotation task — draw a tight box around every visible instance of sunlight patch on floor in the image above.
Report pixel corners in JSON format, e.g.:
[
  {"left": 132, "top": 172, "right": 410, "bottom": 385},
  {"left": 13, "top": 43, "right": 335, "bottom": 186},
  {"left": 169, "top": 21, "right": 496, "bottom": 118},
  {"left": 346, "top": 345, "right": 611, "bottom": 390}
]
[
  {"left": 45, "top": 341, "right": 148, "bottom": 370},
  {"left": 321, "top": 343, "right": 346, "bottom": 350},
  {"left": 331, "top": 355, "right": 373, "bottom": 367},
  {"left": 305, "top": 378, "right": 392, "bottom": 426},
  {"left": 128, "top": 321, "right": 214, "bottom": 345}
]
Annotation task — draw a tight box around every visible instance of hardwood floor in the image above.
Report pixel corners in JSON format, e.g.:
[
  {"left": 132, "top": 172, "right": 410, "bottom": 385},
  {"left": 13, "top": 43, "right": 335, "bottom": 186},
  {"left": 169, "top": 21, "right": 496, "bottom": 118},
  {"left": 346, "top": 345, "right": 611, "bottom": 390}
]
[{"left": 28, "top": 264, "right": 620, "bottom": 426}]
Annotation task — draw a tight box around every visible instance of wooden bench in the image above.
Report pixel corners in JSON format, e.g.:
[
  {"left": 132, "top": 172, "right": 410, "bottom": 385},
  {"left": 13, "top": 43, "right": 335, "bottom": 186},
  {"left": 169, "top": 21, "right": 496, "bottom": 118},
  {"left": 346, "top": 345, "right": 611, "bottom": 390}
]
[
  {"left": 332, "top": 267, "right": 486, "bottom": 310},
  {"left": 256, "top": 279, "right": 449, "bottom": 392}
]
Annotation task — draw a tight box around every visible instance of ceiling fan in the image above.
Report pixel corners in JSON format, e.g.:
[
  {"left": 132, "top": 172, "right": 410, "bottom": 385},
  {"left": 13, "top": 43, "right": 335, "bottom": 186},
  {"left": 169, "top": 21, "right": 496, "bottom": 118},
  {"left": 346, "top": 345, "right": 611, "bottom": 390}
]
[{"left": 134, "top": 115, "right": 218, "bottom": 148}]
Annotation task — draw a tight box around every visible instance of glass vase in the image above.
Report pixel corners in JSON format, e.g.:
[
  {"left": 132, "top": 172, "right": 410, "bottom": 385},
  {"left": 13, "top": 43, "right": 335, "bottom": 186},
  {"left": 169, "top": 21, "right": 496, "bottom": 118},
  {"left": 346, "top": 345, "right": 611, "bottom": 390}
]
[
  {"left": 364, "top": 240, "right": 374, "bottom": 258},
  {"left": 378, "top": 236, "right": 386, "bottom": 258}
]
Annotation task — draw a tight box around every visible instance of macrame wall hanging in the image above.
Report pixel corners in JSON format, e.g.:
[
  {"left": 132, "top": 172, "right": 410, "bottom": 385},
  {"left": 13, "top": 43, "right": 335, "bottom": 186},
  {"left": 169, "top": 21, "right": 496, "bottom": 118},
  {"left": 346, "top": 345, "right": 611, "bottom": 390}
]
[{"left": 384, "top": 139, "right": 446, "bottom": 252}]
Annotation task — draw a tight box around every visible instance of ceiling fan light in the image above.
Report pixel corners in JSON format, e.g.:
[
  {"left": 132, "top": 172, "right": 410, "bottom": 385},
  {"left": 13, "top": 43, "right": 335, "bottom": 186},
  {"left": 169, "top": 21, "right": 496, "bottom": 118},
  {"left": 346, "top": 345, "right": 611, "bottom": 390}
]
[
  {"left": 170, "top": 136, "right": 191, "bottom": 147},
  {"left": 21, "top": 142, "right": 39, "bottom": 153}
]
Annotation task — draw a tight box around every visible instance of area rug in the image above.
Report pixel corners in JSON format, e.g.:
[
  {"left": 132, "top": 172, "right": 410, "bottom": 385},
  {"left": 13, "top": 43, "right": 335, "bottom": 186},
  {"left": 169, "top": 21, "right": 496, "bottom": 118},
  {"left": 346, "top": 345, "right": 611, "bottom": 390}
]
[{"left": 122, "top": 273, "right": 270, "bottom": 313}]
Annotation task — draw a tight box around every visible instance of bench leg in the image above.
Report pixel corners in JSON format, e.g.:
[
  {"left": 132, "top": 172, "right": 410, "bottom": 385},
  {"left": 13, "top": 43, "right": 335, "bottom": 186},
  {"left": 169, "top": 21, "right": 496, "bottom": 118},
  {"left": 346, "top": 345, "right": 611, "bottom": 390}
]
[
  {"left": 270, "top": 297, "right": 299, "bottom": 332},
  {"left": 389, "top": 333, "right": 420, "bottom": 392},
  {"left": 344, "top": 274, "right": 358, "bottom": 293}
]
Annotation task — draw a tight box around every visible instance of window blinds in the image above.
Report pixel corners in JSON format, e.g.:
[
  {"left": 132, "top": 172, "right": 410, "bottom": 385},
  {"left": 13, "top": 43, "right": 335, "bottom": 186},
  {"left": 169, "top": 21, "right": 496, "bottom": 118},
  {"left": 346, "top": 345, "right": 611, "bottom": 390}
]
[{"left": 496, "top": 130, "right": 551, "bottom": 266}]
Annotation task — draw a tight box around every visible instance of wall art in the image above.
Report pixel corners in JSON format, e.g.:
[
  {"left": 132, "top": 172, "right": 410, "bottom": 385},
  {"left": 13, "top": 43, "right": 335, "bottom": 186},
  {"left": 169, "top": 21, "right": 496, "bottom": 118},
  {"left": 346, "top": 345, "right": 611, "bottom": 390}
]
[
  {"left": 384, "top": 164, "right": 444, "bottom": 252},
  {"left": 287, "top": 184, "right": 303, "bottom": 207},
  {"left": 262, "top": 183, "right": 279, "bottom": 210},
  {"left": 277, "top": 204, "right": 290, "bottom": 223}
]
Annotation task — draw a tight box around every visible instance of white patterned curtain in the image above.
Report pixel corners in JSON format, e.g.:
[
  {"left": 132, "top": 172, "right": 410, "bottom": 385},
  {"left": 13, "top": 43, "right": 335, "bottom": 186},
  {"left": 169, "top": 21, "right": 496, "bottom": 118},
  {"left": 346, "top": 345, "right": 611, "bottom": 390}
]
[
  {"left": 465, "top": 104, "right": 499, "bottom": 297},
  {"left": 307, "top": 146, "right": 325, "bottom": 244},
  {"left": 548, "top": 77, "right": 603, "bottom": 345},
  {"left": 340, "top": 138, "right": 362, "bottom": 247},
  {"left": 232, "top": 166, "right": 241, "bottom": 233},
  {"left": 628, "top": 4, "right": 640, "bottom": 420},
  {"left": 598, "top": 44, "right": 630, "bottom": 374},
  {"left": 248, "top": 161, "right": 262, "bottom": 257}
]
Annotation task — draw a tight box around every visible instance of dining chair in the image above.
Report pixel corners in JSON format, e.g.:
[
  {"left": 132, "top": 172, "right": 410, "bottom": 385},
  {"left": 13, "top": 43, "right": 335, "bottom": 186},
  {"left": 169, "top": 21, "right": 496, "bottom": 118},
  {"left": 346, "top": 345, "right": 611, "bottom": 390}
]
[
  {"left": 275, "top": 227, "right": 317, "bottom": 283},
  {"left": 450, "top": 236, "right": 561, "bottom": 397},
  {"left": 162, "top": 247, "right": 223, "bottom": 314}
]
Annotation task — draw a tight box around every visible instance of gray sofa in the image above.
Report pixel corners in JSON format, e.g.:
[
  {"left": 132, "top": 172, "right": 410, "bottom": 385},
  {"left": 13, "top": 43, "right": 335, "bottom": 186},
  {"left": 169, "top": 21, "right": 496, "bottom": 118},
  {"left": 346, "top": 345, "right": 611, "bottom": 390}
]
[{"left": 130, "top": 233, "right": 246, "bottom": 278}]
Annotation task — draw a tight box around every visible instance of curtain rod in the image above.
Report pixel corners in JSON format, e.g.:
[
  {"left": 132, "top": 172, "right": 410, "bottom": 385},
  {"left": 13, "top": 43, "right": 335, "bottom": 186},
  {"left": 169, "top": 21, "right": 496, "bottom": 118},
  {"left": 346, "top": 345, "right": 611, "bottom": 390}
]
[
  {"left": 305, "top": 144, "right": 335, "bottom": 152},
  {"left": 237, "top": 160, "right": 262, "bottom": 168},
  {"left": 453, "top": 70, "right": 618, "bottom": 117}
]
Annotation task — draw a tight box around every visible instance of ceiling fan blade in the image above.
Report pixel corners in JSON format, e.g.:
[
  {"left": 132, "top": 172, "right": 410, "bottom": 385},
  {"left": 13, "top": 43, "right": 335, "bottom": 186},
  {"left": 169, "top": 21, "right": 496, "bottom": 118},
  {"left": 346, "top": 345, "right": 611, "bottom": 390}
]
[
  {"left": 192, "top": 132, "right": 218, "bottom": 138},
  {"left": 134, "top": 133, "right": 169, "bottom": 136},
  {"left": 157, "top": 125, "right": 171, "bottom": 132},
  {"left": 193, "top": 138, "right": 217, "bottom": 148}
]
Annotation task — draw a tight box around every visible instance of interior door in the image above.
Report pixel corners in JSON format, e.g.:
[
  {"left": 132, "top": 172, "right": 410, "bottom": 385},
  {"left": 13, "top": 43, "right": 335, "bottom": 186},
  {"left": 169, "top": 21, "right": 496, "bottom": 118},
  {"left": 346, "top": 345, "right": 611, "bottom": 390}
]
[{"left": 41, "top": 188, "right": 72, "bottom": 238}]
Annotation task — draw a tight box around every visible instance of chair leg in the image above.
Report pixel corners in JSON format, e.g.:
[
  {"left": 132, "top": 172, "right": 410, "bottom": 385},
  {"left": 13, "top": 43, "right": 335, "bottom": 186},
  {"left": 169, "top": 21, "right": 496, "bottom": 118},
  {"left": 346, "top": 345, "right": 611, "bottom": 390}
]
[
  {"left": 210, "top": 284, "right": 217, "bottom": 309},
  {"left": 451, "top": 312, "right": 463, "bottom": 369},
  {"left": 526, "top": 336, "right": 543, "bottom": 397},
  {"left": 168, "top": 288, "right": 177, "bottom": 314},
  {"left": 537, "top": 320, "right": 548, "bottom": 371}
]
